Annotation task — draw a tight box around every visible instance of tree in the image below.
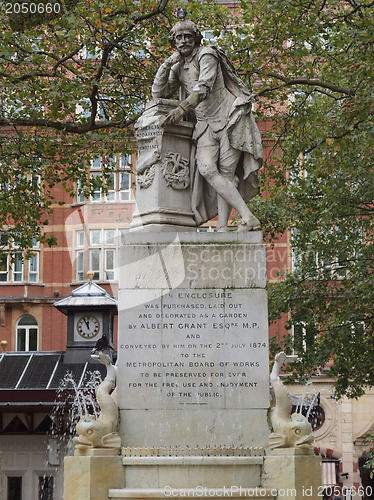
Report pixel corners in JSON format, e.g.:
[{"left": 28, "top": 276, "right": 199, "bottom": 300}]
[
  {"left": 0, "top": 0, "right": 167, "bottom": 249},
  {"left": 0, "top": 0, "right": 232, "bottom": 250},
  {"left": 231, "top": 0, "right": 373, "bottom": 398},
  {"left": 1, "top": 0, "right": 373, "bottom": 397}
]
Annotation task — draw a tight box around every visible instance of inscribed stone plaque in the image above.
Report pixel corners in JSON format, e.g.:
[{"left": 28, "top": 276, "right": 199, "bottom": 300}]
[
  {"left": 117, "top": 233, "right": 270, "bottom": 446},
  {"left": 118, "top": 287, "right": 269, "bottom": 409}
]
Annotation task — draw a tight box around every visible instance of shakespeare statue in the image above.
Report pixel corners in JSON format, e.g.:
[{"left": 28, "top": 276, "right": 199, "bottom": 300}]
[{"left": 151, "top": 16, "right": 263, "bottom": 232}]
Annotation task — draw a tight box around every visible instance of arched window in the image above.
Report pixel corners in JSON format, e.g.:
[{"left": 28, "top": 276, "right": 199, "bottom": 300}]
[{"left": 16, "top": 315, "right": 38, "bottom": 351}]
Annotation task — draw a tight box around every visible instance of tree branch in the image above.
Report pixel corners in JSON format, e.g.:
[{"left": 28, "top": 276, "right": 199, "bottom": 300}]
[
  {"left": 0, "top": 117, "right": 135, "bottom": 134},
  {"left": 256, "top": 71, "right": 355, "bottom": 97},
  {"left": 111, "top": 0, "right": 169, "bottom": 47},
  {"left": 305, "top": 119, "right": 366, "bottom": 153},
  {"left": 337, "top": 0, "right": 374, "bottom": 20}
]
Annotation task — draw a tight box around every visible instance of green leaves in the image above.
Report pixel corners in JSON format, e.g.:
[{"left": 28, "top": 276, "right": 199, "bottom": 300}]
[
  {"left": 0, "top": 0, "right": 178, "bottom": 249},
  {"left": 242, "top": 0, "right": 373, "bottom": 398},
  {"left": 0, "top": 0, "right": 373, "bottom": 397}
]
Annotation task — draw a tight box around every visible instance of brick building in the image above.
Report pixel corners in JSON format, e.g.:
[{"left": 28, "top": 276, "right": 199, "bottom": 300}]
[{"left": 0, "top": 22, "right": 373, "bottom": 500}]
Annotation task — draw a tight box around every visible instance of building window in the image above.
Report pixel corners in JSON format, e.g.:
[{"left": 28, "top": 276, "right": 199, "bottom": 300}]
[
  {"left": 76, "top": 179, "right": 85, "bottom": 203},
  {"left": 39, "top": 475, "right": 54, "bottom": 500},
  {"left": 291, "top": 246, "right": 342, "bottom": 279},
  {"left": 28, "top": 250, "right": 39, "bottom": 282},
  {"left": 89, "top": 248, "right": 101, "bottom": 281},
  {"left": 104, "top": 248, "right": 115, "bottom": 280},
  {"left": 293, "top": 319, "right": 317, "bottom": 354},
  {"left": 75, "top": 228, "right": 124, "bottom": 282},
  {"left": 119, "top": 171, "right": 131, "bottom": 201},
  {"left": 0, "top": 252, "right": 8, "bottom": 281},
  {"left": 0, "top": 234, "right": 39, "bottom": 283},
  {"left": 202, "top": 30, "right": 216, "bottom": 44},
  {"left": 77, "top": 154, "right": 133, "bottom": 203},
  {"left": 16, "top": 315, "right": 38, "bottom": 351},
  {"left": 7, "top": 476, "right": 22, "bottom": 500},
  {"left": 90, "top": 171, "right": 102, "bottom": 201},
  {"left": 75, "top": 230, "right": 85, "bottom": 282},
  {"left": 105, "top": 172, "right": 116, "bottom": 201},
  {"left": 12, "top": 252, "right": 23, "bottom": 282}
]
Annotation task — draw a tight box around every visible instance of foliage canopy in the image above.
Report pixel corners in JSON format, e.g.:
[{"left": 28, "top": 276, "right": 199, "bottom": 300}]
[
  {"left": 235, "top": 0, "right": 373, "bottom": 398},
  {"left": 0, "top": 0, "right": 373, "bottom": 397}
]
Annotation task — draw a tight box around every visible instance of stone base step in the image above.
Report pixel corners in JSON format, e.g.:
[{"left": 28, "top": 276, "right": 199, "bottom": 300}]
[
  {"left": 108, "top": 488, "right": 277, "bottom": 499},
  {"left": 121, "top": 456, "right": 263, "bottom": 489}
]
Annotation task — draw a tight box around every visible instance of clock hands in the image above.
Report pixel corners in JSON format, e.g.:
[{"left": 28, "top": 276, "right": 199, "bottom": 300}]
[{"left": 77, "top": 316, "right": 100, "bottom": 339}]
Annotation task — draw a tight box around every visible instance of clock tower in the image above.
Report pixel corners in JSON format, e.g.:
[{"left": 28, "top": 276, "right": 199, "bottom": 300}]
[{"left": 54, "top": 272, "right": 117, "bottom": 361}]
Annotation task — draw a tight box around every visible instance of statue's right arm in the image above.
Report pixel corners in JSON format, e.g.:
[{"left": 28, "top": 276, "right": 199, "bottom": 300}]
[{"left": 152, "top": 54, "right": 181, "bottom": 98}]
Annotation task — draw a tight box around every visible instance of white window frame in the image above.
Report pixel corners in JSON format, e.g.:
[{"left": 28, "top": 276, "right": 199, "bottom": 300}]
[
  {"left": 202, "top": 30, "right": 216, "bottom": 45},
  {"left": 12, "top": 252, "right": 24, "bottom": 282},
  {"left": 291, "top": 246, "right": 346, "bottom": 279},
  {"left": 76, "top": 250, "right": 84, "bottom": 282},
  {"left": 292, "top": 320, "right": 317, "bottom": 354},
  {"left": 16, "top": 315, "right": 39, "bottom": 351},
  {"left": 104, "top": 248, "right": 115, "bottom": 281},
  {"left": 77, "top": 154, "right": 133, "bottom": 203},
  {"left": 89, "top": 248, "right": 101, "bottom": 281},
  {"left": 77, "top": 179, "right": 85, "bottom": 203},
  {"left": 0, "top": 252, "right": 8, "bottom": 281},
  {"left": 75, "top": 230, "right": 85, "bottom": 282},
  {"left": 75, "top": 228, "right": 123, "bottom": 282},
  {"left": 28, "top": 251, "right": 39, "bottom": 282},
  {"left": 91, "top": 157, "right": 102, "bottom": 169},
  {"left": 104, "top": 229, "right": 115, "bottom": 245},
  {"left": 80, "top": 43, "right": 102, "bottom": 60},
  {"left": 120, "top": 154, "right": 132, "bottom": 170},
  {"left": 89, "top": 229, "right": 101, "bottom": 246},
  {"left": 104, "top": 172, "right": 116, "bottom": 201},
  {"left": 119, "top": 171, "right": 131, "bottom": 201},
  {"left": 0, "top": 234, "right": 39, "bottom": 283},
  {"left": 90, "top": 171, "right": 102, "bottom": 202}
]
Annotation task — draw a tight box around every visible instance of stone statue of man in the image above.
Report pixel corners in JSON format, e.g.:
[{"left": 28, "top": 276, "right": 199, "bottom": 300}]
[{"left": 152, "top": 18, "right": 263, "bottom": 231}]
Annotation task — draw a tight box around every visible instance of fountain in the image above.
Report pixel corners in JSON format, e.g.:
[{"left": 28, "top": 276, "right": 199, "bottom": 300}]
[
  {"left": 268, "top": 352, "right": 314, "bottom": 450},
  {"left": 73, "top": 351, "right": 121, "bottom": 451},
  {"left": 63, "top": 13, "right": 321, "bottom": 498}
]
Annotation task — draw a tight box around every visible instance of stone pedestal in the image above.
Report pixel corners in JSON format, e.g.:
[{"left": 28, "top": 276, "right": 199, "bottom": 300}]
[
  {"left": 130, "top": 99, "right": 196, "bottom": 232},
  {"left": 63, "top": 232, "right": 322, "bottom": 500},
  {"left": 118, "top": 232, "right": 270, "bottom": 448},
  {"left": 64, "top": 454, "right": 124, "bottom": 500},
  {"left": 263, "top": 449, "right": 322, "bottom": 499}
]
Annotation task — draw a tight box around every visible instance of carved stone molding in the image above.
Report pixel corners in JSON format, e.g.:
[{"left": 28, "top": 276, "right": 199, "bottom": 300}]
[{"left": 121, "top": 445, "right": 265, "bottom": 457}]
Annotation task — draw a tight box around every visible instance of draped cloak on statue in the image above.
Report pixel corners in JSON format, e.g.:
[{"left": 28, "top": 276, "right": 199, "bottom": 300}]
[{"left": 152, "top": 45, "right": 263, "bottom": 226}]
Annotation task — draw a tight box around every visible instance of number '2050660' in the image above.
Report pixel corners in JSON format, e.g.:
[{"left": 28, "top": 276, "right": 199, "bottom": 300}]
[{"left": 5, "top": 2, "right": 62, "bottom": 14}]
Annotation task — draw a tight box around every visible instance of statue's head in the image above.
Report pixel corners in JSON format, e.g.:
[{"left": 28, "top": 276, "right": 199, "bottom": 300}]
[{"left": 169, "top": 20, "right": 203, "bottom": 50}]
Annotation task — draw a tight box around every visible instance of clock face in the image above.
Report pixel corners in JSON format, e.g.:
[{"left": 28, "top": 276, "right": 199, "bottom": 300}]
[{"left": 76, "top": 315, "right": 101, "bottom": 339}]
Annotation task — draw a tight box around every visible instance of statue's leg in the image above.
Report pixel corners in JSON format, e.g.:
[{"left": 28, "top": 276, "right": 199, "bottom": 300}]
[
  {"left": 196, "top": 129, "right": 260, "bottom": 231},
  {"left": 216, "top": 195, "right": 231, "bottom": 231},
  {"left": 218, "top": 130, "right": 260, "bottom": 231}
]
